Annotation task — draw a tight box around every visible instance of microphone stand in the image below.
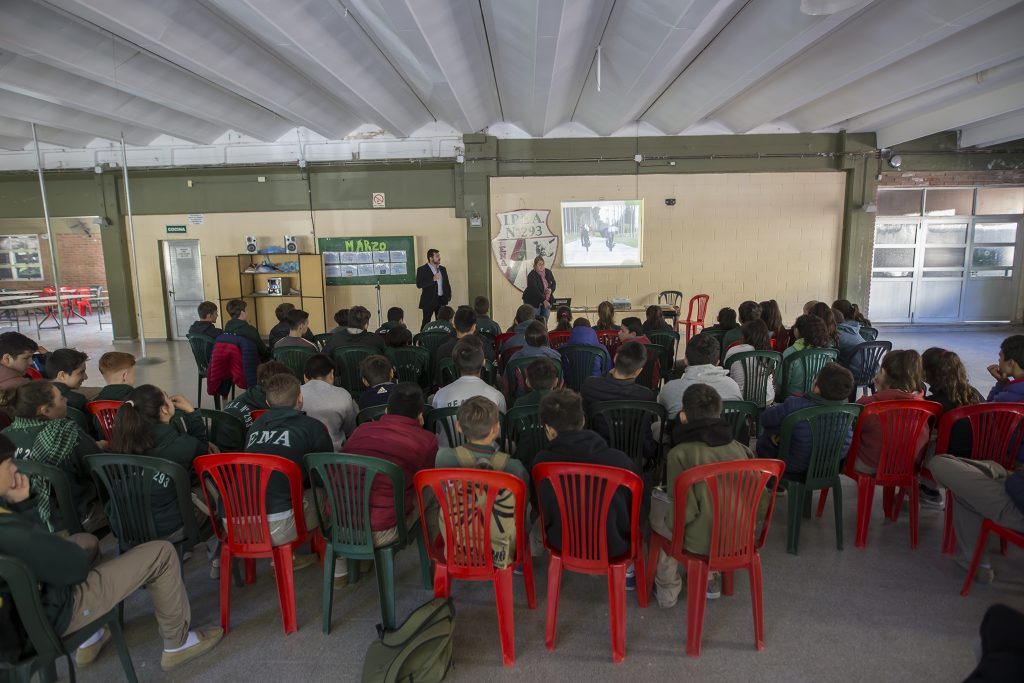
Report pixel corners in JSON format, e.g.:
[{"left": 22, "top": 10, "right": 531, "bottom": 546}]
[{"left": 374, "top": 276, "right": 383, "bottom": 326}]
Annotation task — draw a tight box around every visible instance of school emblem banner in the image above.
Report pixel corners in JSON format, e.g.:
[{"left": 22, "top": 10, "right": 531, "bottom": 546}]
[{"left": 491, "top": 209, "right": 558, "bottom": 292}]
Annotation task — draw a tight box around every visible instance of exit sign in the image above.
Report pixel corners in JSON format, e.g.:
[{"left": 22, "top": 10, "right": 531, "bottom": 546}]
[{"left": 166, "top": 225, "right": 187, "bottom": 234}]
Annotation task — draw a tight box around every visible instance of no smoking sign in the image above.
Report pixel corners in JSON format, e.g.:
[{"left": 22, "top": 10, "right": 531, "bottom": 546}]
[{"left": 371, "top": 192, "right": 386, "bottom": 208}]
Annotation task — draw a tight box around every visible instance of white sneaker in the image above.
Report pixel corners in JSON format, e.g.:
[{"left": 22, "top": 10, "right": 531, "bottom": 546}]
[{"left": 706, "top": 572, "right": 722, "bottom": 600}]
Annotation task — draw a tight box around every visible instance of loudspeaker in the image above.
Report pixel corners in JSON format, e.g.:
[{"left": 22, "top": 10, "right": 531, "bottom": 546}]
[
  {"left": 284, "top": 235, "right": 297, "bottom": 253},
  {"left": 245, "top": 236, "right": 258, "bottom": 254}
]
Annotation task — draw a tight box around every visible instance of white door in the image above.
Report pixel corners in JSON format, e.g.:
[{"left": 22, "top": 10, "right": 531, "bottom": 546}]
[
  {"left": 160, "top": 240, "right": 204, "bottom": 340},
  {"left": 962, "top": 220, "right": 1021, "bottom": 321}
]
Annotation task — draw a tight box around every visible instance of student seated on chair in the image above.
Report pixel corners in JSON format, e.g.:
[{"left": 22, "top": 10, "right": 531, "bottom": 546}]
[
  {"left": 502, "top": 305, "right": 538, "bottom": 351},
  {"left": 755, "top": 363, "right": 854, "bottom": 473},
  {"left": 223, "top": 361, "right": 295, "bottom": 429},
  {"left": 269, "top": 302, "right": 316, "bottom": 351},
  {"left": 434, "top": 396, "right": 526, "bottom": 569},
  {"left": 507, "top": 322, "right": 560, "bottom": 367},
  {"left": 325, "top": 305, "right": 386, "bottom": 353},
  {"left": 650, "top": 383, "right": 765, "bottom": 608},
  {"left": 94, "top": 352, "right": 137, "bottom": 401},
  {"left": 0, "top": 436, "right": 224, "bottom": 672},
  {"left": 328, "top": 308, "right": 349, "bottom": 334},
  {"left": 513, "top": 358, "right": 559, "bottom": 409},
  {"left": 187, "top": 301, "right": 222, "bottom": 339},
  {"left": 986, "top": 334, "right": 1024, "bottom": 405},
  {"left": 473, "top": 296, "right": 502, "bottom": 339},
  {"left": 581, "top": 341, "right": 658, "bottom": 464},
  {"left": 706, "top": 307, "right": 738, "bottom": 334},
  {"left": 356, "top": 355, "right": 397, "bottom": 411},
  {"left": 0, "top": 381, "right": 104, "bottom": 531},
  {"left": 724, "top": 319, "right": 776, "bottom": 405},
  {"left": 533, "top": 389, "right": 636, "bottom": 559},
  {"left": 568, "top": 317, "right": 613, "bottom": 376},
  {"left": 45, "top": 349, "right": 89, "bottom": 412},
  {"left": 378, "top": 307, "right": 405, "bottom": 333},
  {"left": 432, "top": 341, "right": 506, "bottom": 419},
  {"left": 438, "top": 307, "right": 495, "bottom": 362},
  {"left": 245, "top": 373, "right": 333, "bottom": 552},
  {"left": 853, "top": 349, "right": 928, "bottom": 475},
  {"left": 618, "top": 317, "right": 650, "bottom": 346},
  {"left": 384, "top": 325, "right": 413, "bottom": 349},
  {"left": 223, "top": 299, "right": 270, "bottom": 361},
  {"left": 833, "top": 299, "right": 869, "bottom": 365},
  {"left": 0, "top": 332, "right": 43, "bottom": 390},
  {"left": 780, "top": 315, "right": 831, "bottom": 398},
  {"left": 111, "top": 385, "right": 213, "bottom": 538},
  {"left": 659, "top": 333, "right": 742, "bottom": 426},
  {"left": 421, "top": 305, "right": 456, "bottom": 336},
  {"left": 301, "top": 353, "right": 356, "bottom": 450},
  {"left": 342, "top": 382, "right": 438, "bottom": 547},
  {"left": 592, "top": 301, "right": 620, "bottom": 332},
  {"left": 274, "top": 308, "right": 318, "bottom": 351},
  {"left": 722, "top": 301, "right": 761, "bottom": 351},
  {"left": 642, "top": 305, "right": 673, "bottom": 335}
]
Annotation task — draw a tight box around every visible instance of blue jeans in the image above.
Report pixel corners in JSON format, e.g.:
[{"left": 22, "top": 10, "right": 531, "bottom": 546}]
[{"left": 535, "top": 305, "right": 550, "bottom": 320}]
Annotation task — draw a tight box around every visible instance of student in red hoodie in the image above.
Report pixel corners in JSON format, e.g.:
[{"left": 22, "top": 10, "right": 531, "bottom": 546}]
[
  {"left": 341, "top": 382, "right": 438, "bottom": 545},
  {"left": 853, "top": 350, "right": 929, "bottom": 474}
]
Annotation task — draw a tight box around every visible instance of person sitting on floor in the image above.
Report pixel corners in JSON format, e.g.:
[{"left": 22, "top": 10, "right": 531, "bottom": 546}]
[
  {"left": 0, "top": 332, "right": 41, "bottom": 390},
  {"left": 300, "top": 353, "right": 356, "bottom": 450},
  {"left": 755, "top": 362, "right": 854, "bottom": 473},
  {"left": 473, "top": 296, "right": 503, "bottom": 339},
  {"left": 434, "top": 396, "right": 527, "bottom": 569},
  {"left": 438, "top": 307, "right": 495, "bottom": 363},
  {"left": 223, "top": 360, "right": 295, "bottom": 429},
  {"left": 45, "top": 348, "right": 89, "bottom": 412},
  {"left": 187, "top": 301, "right": 222, "bottom": 339},
  {"left": 659, "top": 333, "right": 742, "bottom": 425},
  {"left": 378, "top": 306, "right": 405, "bottom": 333},
  {"left": 325, "top": 305, "right": 386, "bottom": 353},
  {"left": 223, "top": 299, "right": 270, "bottom": 361},
  {"left": 0, "top": 436, "right": 224, "bottom": 672},
  {"left": 649, "top": 383, "right": 765, "bottom": 608},
  {"left": 722, "top": 300, "right": 761, "bottom": 350},
  {"left": 356, "top": 355, "right": 397, "bottom": 411},
  {"left": 853, "top": 349, "right": 928, "bottom": 474},
  {"left": 502, "top": 305, "right": 538, "bottom": 352},
  {"left": 513, "top": 358, "right": 559, "bottom": 409},
  {"left": 273, "top": 308, "right": 318, "bottom": 351},
  {"left": 94, "top": 352, "right": 136, "bottom": 401},
  {"left": 268, "top": 302, "right": 317, "bottom": 350},
  {"left": 422, "top": 306, "right": 456, "bottom": 336}
]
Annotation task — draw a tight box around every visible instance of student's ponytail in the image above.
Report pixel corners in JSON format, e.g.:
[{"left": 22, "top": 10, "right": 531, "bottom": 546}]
[{"left": 111, "top": 385, "right": 164, "bottom": 454}]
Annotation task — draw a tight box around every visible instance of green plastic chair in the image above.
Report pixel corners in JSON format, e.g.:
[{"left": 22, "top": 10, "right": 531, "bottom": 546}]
[
  {"left": 636, "top": 343, "right": 665, "bottom": 391},
  {"left": 437, "top": 357, "right": 457, "bottom": 387},
  {"left": 778, "top": 404, "right": 862, "bottom": 555},
  {"left": 505, "top": 356, "right": 561, "bottom": 402},
  {"left": 413, "top": 331, "right": 452, "bottom": 367},
  {"left": 587, "top": 400, "right": 666, "bottom": 473},
  {"left": 356, "top": 404, "right": 388, "bottom": 425},
  {"left": 272, "top": 344, "right": 318, "bottom": 381},
  {"left": 304, "top": 453, "right": 432, "bottom": 632},
  {"left": 721, "top": 400, "right": 760, "bottom": 442},
  {"left": 313, "top": 333, "right": 333, "bottom": 349},
  {"left": 559, "top": 344, "right": 608, "bottom": 392},
  {"left": 859, "top": 326, "right": 879, "bottom": 342},
  {"left": 85, "top": 454, "right": 201, "bottom": 558},
  {"left": 186, "top": 333, "right": 219, "bottom": 409},
  {"left": 426, "top": 406, "right": 505, "bottom": 448},
  {"left": 198, "top": 409, "right": 247, "bottom": 451},
  {"left": 12, "top": 459, "right": 83, "bottom": 535},
  {"left": 780, "top": 347, "right": 839, "bottom": 399},
  {"left": 647, "top": 330, "right": 680, "bottom": 367},
  {"left": 331, "top": 345, "right": 379, "bottom": 393},
  {"left": 386, "top": 346, "right": 432, "bottom": 388},
  {"left": 726, "top": 350, "right": 783, "bottom": 409},
  {"left": 504, "top": 404, "right": 550, "bottom": 472},
  {"left": 0, "top": 556, "right": 138, "bottom": 683}
]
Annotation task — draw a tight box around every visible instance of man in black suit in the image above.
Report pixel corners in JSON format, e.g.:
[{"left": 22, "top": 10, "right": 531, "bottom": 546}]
[{"left": 416, "top": 248, "right": 452, "bottom": 330}]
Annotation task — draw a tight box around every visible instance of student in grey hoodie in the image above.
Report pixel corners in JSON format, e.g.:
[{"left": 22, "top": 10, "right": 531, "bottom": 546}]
[{"left": 658, "top": 332, "right": 742, "bottom": 423}]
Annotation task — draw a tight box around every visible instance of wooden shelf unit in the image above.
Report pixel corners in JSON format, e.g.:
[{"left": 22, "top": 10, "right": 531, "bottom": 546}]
[{"left": 216, "top": 253, "right": 326, "bottom": 338}]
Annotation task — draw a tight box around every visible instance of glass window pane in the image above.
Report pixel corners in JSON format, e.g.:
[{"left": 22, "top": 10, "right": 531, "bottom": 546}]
[
  {"left": 873, "top": 248, "right": 916, "bottom": 268},
  {"left": 877, "top": 190, "right": 922, "bottom": 216},
  {"left": 974, "top": 222, "right": 1017, "bottom": 244},
  {"left": 972, "top": 246, "right": 1015, "bottom": 268},
  {"left": 924, "top": 189, "right": 974, "bottom": 216},
  {"left": 874, "top": 222, "right": 917, "bottom": 244},
  {"left": 976, "top": 187, "right": 1024, "bottom": 215},
  {"left": 971, "top": 269, "right": 1012, "bottom": 278},
  {"left": 924, "top": 247, "right": 965, "bottom": 268},
  {"left": 922, "top": 270, "right": 963, "bottom": 278},
  {"left": 871, "top": 271, "right": 913, "bottom": 279},
  {"left": 925, "top": 223, "right": 967, "bottom": 244}
]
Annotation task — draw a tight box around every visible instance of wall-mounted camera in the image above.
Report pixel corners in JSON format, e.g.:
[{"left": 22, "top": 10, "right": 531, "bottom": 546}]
[{"left": 665, "top": 198, "right": 676, "bottom": 206}]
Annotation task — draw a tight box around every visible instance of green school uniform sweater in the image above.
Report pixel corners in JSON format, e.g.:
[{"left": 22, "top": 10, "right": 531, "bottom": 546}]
[
  {"left": 134, "top": 412, "right": 209, "bottom": 537},
  {"left": 53, "top": 382, "right": 87, "bottom": 412},
  {"left": 224, "top": 318, "right": 270, "bottom": 360},
  {"left": 245, "top": 408, "right": 333, "bottom": 515},
  {"left": 224, "top": 385, "right": 268, "bottom": 429}
]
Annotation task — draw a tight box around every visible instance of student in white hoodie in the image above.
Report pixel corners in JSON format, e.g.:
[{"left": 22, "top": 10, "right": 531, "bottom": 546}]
[
  {"left": 659, "top": 333, "right": 741, "bottom": 423},
  {"left": 299, "top": 353, "right": 356, "bottom": 450}
]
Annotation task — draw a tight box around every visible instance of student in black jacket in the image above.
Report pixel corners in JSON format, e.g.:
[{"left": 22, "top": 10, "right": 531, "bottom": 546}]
[
  {"left": 45, "top": 348, "right": 89, "bottom": 412},
  {"left": 187, "top": 301, "right": 222, "bottom": 339},
  {"left": 0, "top": 434, "right": 223, "bottom": 671},
  {"left": 268, "top": 302, "right": 317, "bottom": 350}
]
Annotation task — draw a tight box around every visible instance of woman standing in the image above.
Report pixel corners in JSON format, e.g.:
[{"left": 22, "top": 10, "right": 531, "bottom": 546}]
[{"left": 523, "top": 256, "right": 556, "bottom": 320}]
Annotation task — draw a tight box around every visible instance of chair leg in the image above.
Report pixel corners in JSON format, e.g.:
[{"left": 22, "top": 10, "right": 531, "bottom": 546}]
[
  {"left": 196, "top": 376, "right": 202, "bottom": 410},
  {"left": 321, "top": 544, "right": 335, "bottom": 635},
  {"left": 941, "top": 500, "right": 957, "bottom": 554},
  {"left": 493, "top": 566, "right": 516, "bottom": 667},
  {"left": 815, "top": 488, "right": 828, "bottom": 518},
  {"left": 608, "top": 562, "right": 627, "bottom": 663},
  {"left": 270, "top": 546, "right": 298, "bottom": 635},
  {"left": 544, "top": 554, "right": 563, "bottom": 651},
  {"left": 634, "top": 544, "right": 648, "bottom": 608},
  {"left": 786, "top": 483, "right": 804, "bottom": 555},
  {"left": 231, "top": 558, "right": 245, "bottom": 588},
  {"left": 415, "top": 525, "right": 433, "bottom": 590},
  {"left": 373, "top": 547, "right": 398, "bottom": 631},
  {"left": 1000, "top": 537, "right": 1008, "bottom": 555},
  {"left": 855, "top": 477, "right": 875, "bottom": 548},
  {"left": 106, "top": 613, "right": 138, "bottom": 683},
  {"left": 645, "top": 535, "right": 662, "bottom": 600},
  {"left": 749, "top": 554, "right": 765, "bottom": 651},
  {"left": 219, "top": 546, "right": 232, "bottom": 634},
  {"left": 832, "top": 483, "right": 844, "bottom": 551},
  {"left": 961, "top": 523, "right": 991, "bottom": 597},
  {"left": 722, "top": 571, "right": 735, "bottom": 596},
  {"left": 685, "top": 559, "right": 709, "bottom": 657},
  {"left": 882, "top": 486, "right": 896, "bottom": 520},
  {"left": 432, "top": 562, "right": 450, "bottom": 598},
  {"left": 909, "top": 482, "right": 920, "bottom": 550},
  {"left": 244, "top": 558, "right": 256, "bottom": 585}
]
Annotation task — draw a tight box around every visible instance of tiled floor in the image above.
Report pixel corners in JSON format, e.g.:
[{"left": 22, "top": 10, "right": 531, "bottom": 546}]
[{"left": 16, "top": 320, "right": 1024, "bottom": 682}]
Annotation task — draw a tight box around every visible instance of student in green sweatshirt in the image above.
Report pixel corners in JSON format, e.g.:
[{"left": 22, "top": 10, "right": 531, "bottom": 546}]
[
  {"left": 512, "top": 357, "right": 559, "bottom": 409},
  {"left": 0, "top": 434, "right": 224, "bottom": 671},
  {"left": 223, "top": 360, "right": 295, "bottom": 429},
  {"left": 45, "top": 348, "right": 89, "bottom": 412},
  {"left": 94, "top": 351, "right": 137, "bottom": 401},
  {"left": 223, "top": 298, "right": 270, "bottom": 361}
]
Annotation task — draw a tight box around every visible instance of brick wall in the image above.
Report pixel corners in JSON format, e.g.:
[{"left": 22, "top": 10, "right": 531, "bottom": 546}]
[
  {"left": 55, "top": 232, "right": 107, "bottom": 289},
  {"left": 880, "top": 170, "right": 1024, "bottom": 187}
]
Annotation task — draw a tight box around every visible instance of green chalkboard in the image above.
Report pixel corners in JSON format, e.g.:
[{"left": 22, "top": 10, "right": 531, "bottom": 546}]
[{"left": 318, "top": 236, "right": 416, "bottom": 286}]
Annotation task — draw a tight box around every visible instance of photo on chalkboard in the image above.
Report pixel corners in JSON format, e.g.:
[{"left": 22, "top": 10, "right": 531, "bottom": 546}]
[
  {"left": 357, "top": 264, "right": 374, "bottom": 276},
  {"left": 389, "top": 250, "right": 406, "bottom": 263},
  {"left": 391, "top": 262, "right": 407, "bottom": 275},
  {"left": 376, "top": 263, "right": 391, "bottom": 275},
  {"left": 373, "top": 251, "right": 389, "bottom": 263},
  {"left": 340, "top": 265, "right": 358, "bottom": 277},
  {"left": 355, "top": 252, "right": 373, "bottom": 264},
  {"left": 340, "top": 252, "right": 357, "bottom": 264},
  {"left": 325, "top": 265, "right": 343, "bottom": 278},
  {"left": 323, "top": 252, "right": 341, "bottom": 264}
]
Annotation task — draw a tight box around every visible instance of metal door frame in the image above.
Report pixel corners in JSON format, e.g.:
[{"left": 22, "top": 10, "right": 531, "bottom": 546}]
[{"left": 159, "top": 239, "right": 203, "bottom": 340}]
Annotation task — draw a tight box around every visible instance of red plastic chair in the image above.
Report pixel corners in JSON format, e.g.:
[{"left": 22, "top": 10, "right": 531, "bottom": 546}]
[
  {"left": 816, "top": 400, "right": 942, "bottom": 549},
  {"left": 646, "top": 459, "right": 784, "bottom": 657},
  {"left": 74, "top": 287, "right": 93, "bottom": 316},
  {"left": 194, "top": 453, "right": 312, "bottom": 635},
  {"left": 681, "top": 294, "right": 709, "bottom": 342},
  {"left": 25, "top": 368, "right": 42, "bottom": 380},
  {"left": 249, "top": 409, "right": 266, "bottom": 422},
  {"left": 494, "top": 332, "right": 516, "bottom": 358},
  {"left": 547, "top": 330, "right": 571, "bottom": 350},
  {"left": 596, "top": 329, "right": 621, "bottom": 358},
  {"left": 935, "top": 403, "right": 1024, "bottom": 554},
  {"left": 85, "top": 400, "right": 123, "bottom": 442},
  {"left": 532, "top": 462, "right": 647, "bottom": 663},
  {"left": 414, "top": 468, "right": 536, "bottom": 667},
  {"left": 960, "top": 519, "right": 1024, "bottom": 596}
]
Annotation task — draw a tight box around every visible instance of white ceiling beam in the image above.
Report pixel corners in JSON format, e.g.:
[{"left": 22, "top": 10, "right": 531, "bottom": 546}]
[
  {"left": 205, "top": 0, "right": 433, "bottom": 137},
  {"left": 0, "top": 0, "right": 290, "bottom": 141},
  {"left": 875, "top": 79, "right": 1024, "bottom": 147},
  {"left": 0, "top": 115, "right": 94, "bottom": 148},
  {"left": 0, "top": 134, "right": 30, "bottom": 151},
  {"left": 0, "top": 53, "right": 224, "bottom": 144},
  {"left": 960, "top": 109, "right": 1024, "bottom": 147},
  {"left": 0, "top": 89, "right": 161, "bottom": 145},
  {"left": 643, "top": 0, "right": 870, "bottom": 134},
  {"left": 713, "top": 0, "right": 1021, "bottom": 133},
  {"left": 42, "top": 0, "right": 362, "bottom": 138},
  {"left": 786, "top": 4, "right": 1024, "bottom": 131}
]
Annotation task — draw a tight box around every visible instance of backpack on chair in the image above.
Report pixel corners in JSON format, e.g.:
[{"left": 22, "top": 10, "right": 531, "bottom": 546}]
[
  {"left": 439, "top": 447, "right": 517, "bottom": 569},
  {"left": 361, "top": 597, "right": 455, "bottom": 683}
]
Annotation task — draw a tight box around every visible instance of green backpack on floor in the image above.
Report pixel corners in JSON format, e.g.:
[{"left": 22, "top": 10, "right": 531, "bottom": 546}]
[{"left": 361, "top": 598, "right": 455, "bottom": 683}]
